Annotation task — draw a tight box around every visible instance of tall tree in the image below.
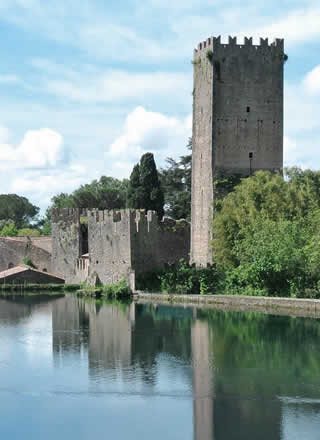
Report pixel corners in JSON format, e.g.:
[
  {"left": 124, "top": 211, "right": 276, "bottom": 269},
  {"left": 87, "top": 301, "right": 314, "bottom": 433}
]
[{"left": 128, "top": 153, "right": 164, "bottom": 218}]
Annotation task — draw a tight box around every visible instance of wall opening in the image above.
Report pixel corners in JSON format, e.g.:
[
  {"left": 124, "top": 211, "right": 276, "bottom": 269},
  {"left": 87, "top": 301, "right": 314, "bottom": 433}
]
[
  {"left": 246, "top": 106, "right": 250, "bottom": 113},
  {"left": 8, "top": 262, "right": 14, "bottom": 269},
  {"left": 80, "top": 222, "right": 88, "bottom": 255},
  {"left": 42, "top": 268, "right": 47, "bottom": 272}
]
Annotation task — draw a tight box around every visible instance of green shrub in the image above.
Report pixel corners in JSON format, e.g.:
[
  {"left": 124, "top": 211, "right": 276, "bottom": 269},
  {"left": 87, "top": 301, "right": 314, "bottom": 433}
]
[
  {"left": 102, "top": 279, "right": 131, "bottom": 299},
  {"left": 137, "top": 259, "right": 218, "bottom": 295}
]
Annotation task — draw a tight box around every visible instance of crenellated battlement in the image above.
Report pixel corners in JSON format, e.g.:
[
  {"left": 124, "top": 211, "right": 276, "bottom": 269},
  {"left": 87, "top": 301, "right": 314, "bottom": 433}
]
[
  {"left": 51, "top": 208, "right": 80, "bottom": 223},
  {"left": 194, "top": 35, "right": 284, "bottom": 57}
]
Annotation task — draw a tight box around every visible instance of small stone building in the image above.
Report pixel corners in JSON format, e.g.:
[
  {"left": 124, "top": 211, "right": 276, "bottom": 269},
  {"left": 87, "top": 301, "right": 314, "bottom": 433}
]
[{"left": 0, "top": 265, "right": 64, "bottom": 284}]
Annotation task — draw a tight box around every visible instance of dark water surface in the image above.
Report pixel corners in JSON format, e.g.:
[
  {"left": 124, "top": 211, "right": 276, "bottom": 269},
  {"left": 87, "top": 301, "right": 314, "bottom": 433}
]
[{"left": 0, "top": 294, "right": 320, "bottom": 439}]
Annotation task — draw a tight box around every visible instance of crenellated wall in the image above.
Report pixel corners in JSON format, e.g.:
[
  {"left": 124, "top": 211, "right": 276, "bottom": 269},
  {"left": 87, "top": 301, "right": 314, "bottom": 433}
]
[{"left": 191, "top": 35, "right": 284, "bottom": 266}]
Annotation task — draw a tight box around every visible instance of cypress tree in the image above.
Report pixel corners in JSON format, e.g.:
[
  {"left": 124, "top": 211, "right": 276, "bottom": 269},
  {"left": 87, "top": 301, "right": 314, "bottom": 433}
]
[
  {"left": 127, "top": 153, "right": 164, "bottom": 218},
  {"left": 127, "top": 164, "right": 142, "bottom": 209}
]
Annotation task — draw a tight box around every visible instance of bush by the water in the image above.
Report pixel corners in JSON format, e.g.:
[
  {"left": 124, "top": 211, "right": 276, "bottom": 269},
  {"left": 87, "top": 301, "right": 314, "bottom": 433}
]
[
  {"left": 102, "top": 279, "right": 131, "bottom": 299},
  {"left": 136, "top": 259, "right": 218, "bottom": 295}
]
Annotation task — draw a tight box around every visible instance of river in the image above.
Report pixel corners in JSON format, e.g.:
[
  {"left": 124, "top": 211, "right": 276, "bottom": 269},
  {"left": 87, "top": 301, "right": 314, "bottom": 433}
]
[{"left": 0, "top": 293, "right": 319, "bottom": 439}]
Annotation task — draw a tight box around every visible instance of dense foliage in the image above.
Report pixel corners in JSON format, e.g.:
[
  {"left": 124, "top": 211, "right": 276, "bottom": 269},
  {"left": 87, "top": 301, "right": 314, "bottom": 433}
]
[
  {"left": 136, "top": 259, "right": 218, "bottom": 295},
  {"left": 213, "top": 168, "right": 320, "bottom": 297},
  {"left": 127, "top": 152, "right": 164, "bottom": 218},
  {"left": 51, "top": 176, "right": 128, "bottom": 210}
]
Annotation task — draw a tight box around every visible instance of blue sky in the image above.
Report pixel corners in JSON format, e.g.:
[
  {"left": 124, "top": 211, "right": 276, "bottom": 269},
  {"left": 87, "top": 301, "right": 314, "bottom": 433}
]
[{"left": 0, "top": 0, "right": 319, "bottom": 211}]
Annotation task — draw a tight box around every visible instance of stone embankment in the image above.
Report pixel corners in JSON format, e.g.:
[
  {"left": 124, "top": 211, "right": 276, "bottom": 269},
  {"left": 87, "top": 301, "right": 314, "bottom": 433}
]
[{"left": 134, "top": 293, "right": 320, "bottom": 318}]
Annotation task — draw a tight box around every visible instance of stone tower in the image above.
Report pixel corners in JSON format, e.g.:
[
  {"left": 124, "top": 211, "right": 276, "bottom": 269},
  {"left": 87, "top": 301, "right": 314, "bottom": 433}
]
[{"left": 191, "top": 36, "right": 284, "bottom": 266}]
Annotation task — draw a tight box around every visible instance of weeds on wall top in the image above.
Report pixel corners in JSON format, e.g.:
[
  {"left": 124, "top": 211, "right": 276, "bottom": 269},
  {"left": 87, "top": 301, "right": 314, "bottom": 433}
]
[
  {"left": 206, "top": 50, "right": 213, "bottom": 63},
  {"left": 191, "top": 56, "right": 201, "bottom": 65}
]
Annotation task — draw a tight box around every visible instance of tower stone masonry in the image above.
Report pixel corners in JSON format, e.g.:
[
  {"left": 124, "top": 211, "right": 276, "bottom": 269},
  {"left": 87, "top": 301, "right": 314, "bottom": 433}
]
[{"left": 191, "top": 36, "right": 285, "bottom": 266}]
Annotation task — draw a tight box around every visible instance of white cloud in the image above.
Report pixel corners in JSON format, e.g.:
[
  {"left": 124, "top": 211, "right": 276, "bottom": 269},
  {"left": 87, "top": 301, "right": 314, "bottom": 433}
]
[
  {"left": 42, "top": 69, "right": 191, "bottom": 104},
  {"left": 10, "top": 164, "right": 88, "bottom": 208},
  {"left": 107, "top": 106, "right": 191, "bottom": 171},
  {"left": 0, "top": 127, "right": 64, "bottom": 169},
  {"left": 303, "top": 65, "right": 320, "bottom": 95},
  {"left": 284, "top": 65, "right": 320, "bottom": 169},
  {"left": 247, "top": 6, "right": 320, "bottom": 46}
]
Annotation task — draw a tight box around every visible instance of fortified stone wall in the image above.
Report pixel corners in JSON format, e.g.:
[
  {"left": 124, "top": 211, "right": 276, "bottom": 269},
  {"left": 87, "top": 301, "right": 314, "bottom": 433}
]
[
  {"left": 0, "top": 237, "right": 52, "bottom": 273},
  {"left": 191, "top": 35, "right": 284, "bottom": 266},
  {"left": 51, "top": 208, "right": 81, "bottom": 283}
]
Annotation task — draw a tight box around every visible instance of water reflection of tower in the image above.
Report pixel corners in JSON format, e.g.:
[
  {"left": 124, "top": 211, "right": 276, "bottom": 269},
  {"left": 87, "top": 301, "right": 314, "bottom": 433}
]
[
  {"left": 52, "top": 295, "right": 89, "bottom": 360},
  {"left": 191, "top": 318, "right": 214, "bottom": 440},
  {"left": 85, "top": 302, "right": 135, "bottom": 376}
]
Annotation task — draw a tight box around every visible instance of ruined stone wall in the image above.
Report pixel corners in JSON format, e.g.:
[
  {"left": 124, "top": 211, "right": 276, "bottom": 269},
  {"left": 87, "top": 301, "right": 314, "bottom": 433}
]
[
  {"left": 8, "top": 236, "right": 52, "bottom": 253},
  {"left": 87, "top": 209, "right": 133, "bottom": 285},
  {"left": 51, "top": 208, "right": 81, "bottom": 282},
  {"left": 131, "top": 211, "right": 190, "bottom": 275},
  {"left": 0, "top": 237, "right": 52, "bottom": 272},
  {"left": 191, "top": 36, "right": 284, "bottom": 266}
]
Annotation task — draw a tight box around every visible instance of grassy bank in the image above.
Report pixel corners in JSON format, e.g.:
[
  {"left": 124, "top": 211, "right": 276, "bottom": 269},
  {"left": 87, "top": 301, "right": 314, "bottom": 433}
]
[
  {"left": 77, "top": 278, "right": 131, "bottom": 299},
  {"left": 0, "top": 283, "right": 81, "bottom": 292}
]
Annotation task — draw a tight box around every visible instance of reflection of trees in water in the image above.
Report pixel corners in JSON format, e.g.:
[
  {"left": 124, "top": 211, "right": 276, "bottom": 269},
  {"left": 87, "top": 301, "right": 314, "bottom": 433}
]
[
  {"left": 198, "top": 309, "right": 320, "bottom": 440},
  {"left": 200, "top": 310, "right": 320, "bottom": 398}
]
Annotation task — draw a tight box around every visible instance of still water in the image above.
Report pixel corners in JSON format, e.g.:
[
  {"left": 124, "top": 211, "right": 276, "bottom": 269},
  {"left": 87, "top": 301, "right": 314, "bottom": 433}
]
[{"left": 0, "top": 294, "right": 320, "bottom": 439}]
